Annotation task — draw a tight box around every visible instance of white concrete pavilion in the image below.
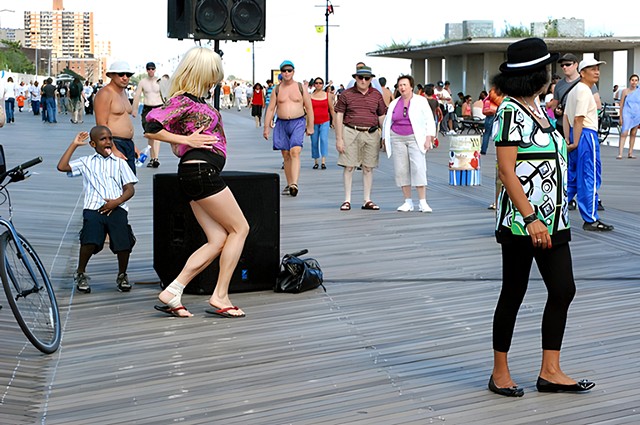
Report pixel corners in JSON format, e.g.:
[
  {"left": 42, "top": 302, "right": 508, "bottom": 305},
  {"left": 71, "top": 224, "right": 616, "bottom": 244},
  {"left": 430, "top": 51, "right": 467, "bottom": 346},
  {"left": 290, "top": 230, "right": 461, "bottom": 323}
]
[{"left": 368, "top": 37, "right": 640, "bottom": 103}]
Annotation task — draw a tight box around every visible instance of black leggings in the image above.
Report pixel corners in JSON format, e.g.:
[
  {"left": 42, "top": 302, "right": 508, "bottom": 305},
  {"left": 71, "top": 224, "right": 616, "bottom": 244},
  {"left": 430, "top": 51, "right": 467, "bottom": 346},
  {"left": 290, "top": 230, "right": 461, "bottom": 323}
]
[{"left": 492, "top": 240, "right": 576, "bottom": 352}]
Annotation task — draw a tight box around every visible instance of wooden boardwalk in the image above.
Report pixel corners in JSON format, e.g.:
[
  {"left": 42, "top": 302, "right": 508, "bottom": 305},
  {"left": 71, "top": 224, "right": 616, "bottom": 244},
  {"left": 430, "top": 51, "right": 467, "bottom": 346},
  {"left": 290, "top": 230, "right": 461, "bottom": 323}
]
[{"left": 0, "top": 108, "right": 639, "bottom": 424}]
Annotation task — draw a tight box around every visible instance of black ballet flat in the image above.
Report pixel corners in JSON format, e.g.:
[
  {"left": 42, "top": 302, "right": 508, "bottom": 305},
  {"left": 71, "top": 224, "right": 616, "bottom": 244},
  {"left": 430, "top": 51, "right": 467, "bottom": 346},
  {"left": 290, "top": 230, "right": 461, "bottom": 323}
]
[
  {"left": 536, "top": 376, "right": 595, "bottom": 393},
  {"left": 488, "top": 375, "right": 524, "bottom": 397}
]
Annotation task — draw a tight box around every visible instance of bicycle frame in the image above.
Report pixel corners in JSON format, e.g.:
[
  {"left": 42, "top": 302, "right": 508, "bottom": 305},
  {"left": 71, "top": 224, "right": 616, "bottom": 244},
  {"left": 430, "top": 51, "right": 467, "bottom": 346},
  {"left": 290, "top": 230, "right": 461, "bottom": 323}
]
[{"left": 0, "top": 217, "right": 43, "bottom": 298}]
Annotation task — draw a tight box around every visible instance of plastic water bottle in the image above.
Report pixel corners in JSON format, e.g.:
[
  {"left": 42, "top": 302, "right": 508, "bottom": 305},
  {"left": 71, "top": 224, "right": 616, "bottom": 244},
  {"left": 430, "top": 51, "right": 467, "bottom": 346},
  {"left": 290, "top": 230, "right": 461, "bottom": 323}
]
[{"left": 135, "top": 146, "right": 151, "bottom": 167}]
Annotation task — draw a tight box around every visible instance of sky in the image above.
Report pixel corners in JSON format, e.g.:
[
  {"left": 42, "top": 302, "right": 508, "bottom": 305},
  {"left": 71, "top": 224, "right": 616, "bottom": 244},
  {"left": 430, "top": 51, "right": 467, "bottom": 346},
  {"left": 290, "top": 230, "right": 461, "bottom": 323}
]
[{"left": 1, "top": 0, "right": 637, "bottom": 87}]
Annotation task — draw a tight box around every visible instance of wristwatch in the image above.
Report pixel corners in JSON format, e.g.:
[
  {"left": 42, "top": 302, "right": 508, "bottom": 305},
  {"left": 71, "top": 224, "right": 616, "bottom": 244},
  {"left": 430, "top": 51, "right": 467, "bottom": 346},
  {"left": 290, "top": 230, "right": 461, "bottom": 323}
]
[{"left": 523, "top": 213, "right": 538, "bottom": 227}]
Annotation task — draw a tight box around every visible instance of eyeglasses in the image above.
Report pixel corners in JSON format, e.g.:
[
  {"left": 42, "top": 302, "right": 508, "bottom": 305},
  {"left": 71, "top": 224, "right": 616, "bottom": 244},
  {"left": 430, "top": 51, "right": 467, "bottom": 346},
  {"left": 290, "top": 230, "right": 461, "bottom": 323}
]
[
  {"left": 560, "top": 63, "right": 574, "bottom": 68},
  {"left": 403, "top": 106, "right": 408, "bottom": 117},
  {"left": 117, "top": 72, "right": 133, "bottom": 78},
  {"left": 356, "top": 75, "right": 371, "bottom": 81},
  {"left": 147, "top": 68, "right": 155, "bottom": 71},
  {"left": 280, "top": 68, "right": 294, "bottom": 73}
]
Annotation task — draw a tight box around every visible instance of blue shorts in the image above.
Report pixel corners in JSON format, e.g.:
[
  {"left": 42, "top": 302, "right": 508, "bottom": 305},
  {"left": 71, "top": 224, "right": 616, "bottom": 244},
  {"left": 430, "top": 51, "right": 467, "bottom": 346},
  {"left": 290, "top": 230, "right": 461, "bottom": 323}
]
[
  {"left": 80, "top": 208, "right": 136, "bottom": 254},
  {"left": 273, "top": 116, "right": 306, "bottom": 151}
]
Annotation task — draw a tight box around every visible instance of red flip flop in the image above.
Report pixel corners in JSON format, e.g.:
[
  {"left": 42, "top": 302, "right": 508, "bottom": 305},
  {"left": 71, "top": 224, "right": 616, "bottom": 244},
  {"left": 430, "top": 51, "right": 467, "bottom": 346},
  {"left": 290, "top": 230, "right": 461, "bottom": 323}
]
[
  {"left": 154, "top": 304, "right": 192, "bottom": 317},
  {"left": 205, "top": 306, "right": 246, "bottom": 318}
]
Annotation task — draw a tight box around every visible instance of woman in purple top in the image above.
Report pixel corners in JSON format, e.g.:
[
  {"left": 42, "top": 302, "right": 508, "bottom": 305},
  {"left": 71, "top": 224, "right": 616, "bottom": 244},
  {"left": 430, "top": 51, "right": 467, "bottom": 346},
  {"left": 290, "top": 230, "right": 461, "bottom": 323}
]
[
  {"left": 146, "top": 47, "right": 249, "bottom": 318},
  {"left": 381, "top": 75, "right": 437, "bottom": 213}
]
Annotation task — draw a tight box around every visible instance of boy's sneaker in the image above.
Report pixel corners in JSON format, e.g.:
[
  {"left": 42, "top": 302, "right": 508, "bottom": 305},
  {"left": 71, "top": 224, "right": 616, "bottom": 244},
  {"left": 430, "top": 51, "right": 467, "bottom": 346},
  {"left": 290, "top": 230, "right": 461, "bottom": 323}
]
[
  {"left": 116, "top": 273, "right": 132, "bottom": 292},
  {"left": 418, "top": 201, "right": 433, "bottom": 213},
  {"left": 74, "top": 272, "right": 91, "bottom": 293}
]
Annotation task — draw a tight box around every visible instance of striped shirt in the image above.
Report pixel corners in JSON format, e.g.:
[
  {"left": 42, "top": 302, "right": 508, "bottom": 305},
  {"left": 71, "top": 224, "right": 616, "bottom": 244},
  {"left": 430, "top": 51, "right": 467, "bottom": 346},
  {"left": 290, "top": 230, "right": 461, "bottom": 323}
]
[
  {"left": 335, "top": 86, "right": 387, "bottom": 127},
  {"left": 68, "top": 153, "right": 138, "bottom": 211}
]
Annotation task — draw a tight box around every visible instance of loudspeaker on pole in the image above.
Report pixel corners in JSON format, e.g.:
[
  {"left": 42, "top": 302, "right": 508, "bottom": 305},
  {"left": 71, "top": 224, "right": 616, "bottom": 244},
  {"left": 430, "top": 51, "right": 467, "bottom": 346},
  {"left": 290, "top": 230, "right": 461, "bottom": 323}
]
[{"left": 167, "top": 0, "right": 266, "bottom": 41}]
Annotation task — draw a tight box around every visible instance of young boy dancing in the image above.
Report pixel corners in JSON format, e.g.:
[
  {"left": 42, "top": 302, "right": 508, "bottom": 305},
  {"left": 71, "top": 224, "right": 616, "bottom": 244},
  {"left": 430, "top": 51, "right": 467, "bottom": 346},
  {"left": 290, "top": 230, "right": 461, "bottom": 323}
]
[{"left": 57, "top": 125, "right": 138, "bottom": 293}]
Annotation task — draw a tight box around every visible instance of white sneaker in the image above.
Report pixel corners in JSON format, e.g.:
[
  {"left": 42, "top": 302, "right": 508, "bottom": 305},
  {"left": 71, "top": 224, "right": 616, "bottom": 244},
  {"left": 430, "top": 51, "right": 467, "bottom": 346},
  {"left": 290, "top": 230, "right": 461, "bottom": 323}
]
[
  {"left": 419, "top": 201, "right": 432, "bottom": 213},
  {"left": 447, "top": 130, "right": 457, "bottom": 135},
  {"left": 397, "top": 201, "right": 414, "bottom": 212}
]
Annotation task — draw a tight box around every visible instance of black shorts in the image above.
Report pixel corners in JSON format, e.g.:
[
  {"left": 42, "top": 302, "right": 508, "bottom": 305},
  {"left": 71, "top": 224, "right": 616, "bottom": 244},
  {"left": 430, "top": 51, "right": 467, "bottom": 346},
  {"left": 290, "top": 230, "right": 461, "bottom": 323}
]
[
  {"left": 251, "top": 105, "right": 263, "bottom": 117},
  {"left": 178, "top": 157, "right": 227, "bottom": 201},
  {"left": 80, "top": 208, "right": 136, "bottom": 254},
  {"left": 141, "top": 104, "right": 163, "bottom": 133}
]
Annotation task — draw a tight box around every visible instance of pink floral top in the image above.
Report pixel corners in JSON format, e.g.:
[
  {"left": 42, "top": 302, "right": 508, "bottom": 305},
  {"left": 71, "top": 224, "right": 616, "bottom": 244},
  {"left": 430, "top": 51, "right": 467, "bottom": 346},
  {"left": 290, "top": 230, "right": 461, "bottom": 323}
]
[{"left": 145, "top": 94, "right": 227, "bottom": 158}]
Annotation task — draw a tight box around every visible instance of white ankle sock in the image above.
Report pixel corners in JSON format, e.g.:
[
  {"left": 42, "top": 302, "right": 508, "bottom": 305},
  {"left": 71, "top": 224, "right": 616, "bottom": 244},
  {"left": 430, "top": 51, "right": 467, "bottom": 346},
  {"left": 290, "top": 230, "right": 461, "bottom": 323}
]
[
  {"left": 405, "top": 199, "right": 413, "bottom": 206},
  {"left": 163, "top": 281, "right": 185, "bottom": 308}
]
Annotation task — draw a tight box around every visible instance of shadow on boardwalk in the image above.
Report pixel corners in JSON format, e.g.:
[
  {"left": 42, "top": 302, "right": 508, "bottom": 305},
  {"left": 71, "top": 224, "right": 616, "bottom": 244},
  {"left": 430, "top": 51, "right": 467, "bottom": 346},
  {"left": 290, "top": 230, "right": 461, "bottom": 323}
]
[{"left": 0, "top": 110, "right": 639, "bottom": 424}]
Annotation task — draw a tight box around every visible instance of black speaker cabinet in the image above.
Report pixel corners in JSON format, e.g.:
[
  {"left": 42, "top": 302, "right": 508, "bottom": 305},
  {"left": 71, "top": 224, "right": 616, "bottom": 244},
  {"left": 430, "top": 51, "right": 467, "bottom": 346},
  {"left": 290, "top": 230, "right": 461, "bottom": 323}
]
[
  {"left": 153, "top": 171, "right": 279, "bottom": 294},
  {"left": 167, "top": 0, "right": 266, "bottom": 41}
]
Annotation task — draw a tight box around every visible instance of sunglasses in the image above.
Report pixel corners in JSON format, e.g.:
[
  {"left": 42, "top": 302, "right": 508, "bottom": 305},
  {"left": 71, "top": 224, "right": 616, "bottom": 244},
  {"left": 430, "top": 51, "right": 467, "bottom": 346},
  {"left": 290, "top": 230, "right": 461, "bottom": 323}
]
[
  {"left": 147, "top": 68, "right": 155, "bottom": 71},
  {"left": 560, "top": 63, "right": 574, "bottom": 68},
  {"left": 356, "top": 75, "right": 371, "bottom": 81},
  {"left": 403, "top": 106, "right": 408, "bottom": 117},
  {"left": 117, "top": 72, "right": 133, "bottom": 77},
  {"left": 280, "top": 68, "right": 294, "bottom": 73},
  {"left": 314, "top": 81, "right": 323, "bottom": 85}
]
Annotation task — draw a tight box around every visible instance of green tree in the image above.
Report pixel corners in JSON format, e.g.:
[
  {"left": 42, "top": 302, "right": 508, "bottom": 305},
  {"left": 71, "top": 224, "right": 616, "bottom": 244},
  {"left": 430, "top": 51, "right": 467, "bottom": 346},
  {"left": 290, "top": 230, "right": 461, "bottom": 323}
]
[
  {"left": 502, "top": 23, "right": 531, "bottom": 38},
  {"left": 0, "top": 40, "right": 35, "bottom": 74}
]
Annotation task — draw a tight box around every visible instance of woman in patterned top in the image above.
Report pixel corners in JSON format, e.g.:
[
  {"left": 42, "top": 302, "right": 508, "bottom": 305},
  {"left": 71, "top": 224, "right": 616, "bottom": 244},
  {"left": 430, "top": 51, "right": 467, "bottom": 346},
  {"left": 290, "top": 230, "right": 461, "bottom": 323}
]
[
  {"left": 146, "top": 47, "right": 249, "bottom": 319},
  {"left": 488, "top": 38, "right": 594, "bottom": 397}
]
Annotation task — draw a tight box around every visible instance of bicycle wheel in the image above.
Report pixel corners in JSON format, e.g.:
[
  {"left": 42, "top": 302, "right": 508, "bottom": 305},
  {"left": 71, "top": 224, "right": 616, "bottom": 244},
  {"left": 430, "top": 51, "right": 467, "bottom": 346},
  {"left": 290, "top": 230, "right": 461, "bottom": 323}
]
[
  {"left": 0, "top": 232, "right": 61, "bottom": 354},
  {"left": 598, "top": 115, "right": 611, "bottom": 143}
]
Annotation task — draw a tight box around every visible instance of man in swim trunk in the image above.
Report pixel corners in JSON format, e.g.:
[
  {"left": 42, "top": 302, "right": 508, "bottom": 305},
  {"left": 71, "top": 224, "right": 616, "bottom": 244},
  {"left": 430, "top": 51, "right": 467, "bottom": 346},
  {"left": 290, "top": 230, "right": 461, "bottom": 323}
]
[{"left": 263, "top": 60, "right": 314, "bottom": 197}]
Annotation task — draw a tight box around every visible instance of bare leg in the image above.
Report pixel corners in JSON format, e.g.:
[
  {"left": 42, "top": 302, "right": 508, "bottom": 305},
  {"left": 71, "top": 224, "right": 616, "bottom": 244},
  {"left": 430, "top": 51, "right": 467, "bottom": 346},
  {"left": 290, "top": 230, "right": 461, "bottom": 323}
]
[
  {"left": 539, "top": 349, "right": 577, "bottom": 385},
  {"left": 288, "top": 146, "right": 302, "bottom": 186},
  {"left": 281, "top": 150, "right": 292, "bottom": 185},
  {"left": 149, "top": 139, "right": 161, "bottom": 159},
  {"left": 619, "top": 131, "right": 628, "bottom": 158},
  {"left": 77, "top": 245, "right": 94, "bottom": 273},
  {"left": 416, "top": 186, "right": 426, "bottom": 200},
  {"left": 628, "top": 127, "right": 637, "bottom": 157},
  {"left": 362, "top": 165, "right": 374, "bottom": 202},
  {"left": 492, "top": 350, "right": 518, "bottom": 388},
  {"left": 117, "top": 251, "right": 130, "bottom": 275},
  {"left": 401, "top": 185, "right": 412, "bottom": 199},
  {"left": 343, "top": 166, "right": 354, "bottom": 202}
]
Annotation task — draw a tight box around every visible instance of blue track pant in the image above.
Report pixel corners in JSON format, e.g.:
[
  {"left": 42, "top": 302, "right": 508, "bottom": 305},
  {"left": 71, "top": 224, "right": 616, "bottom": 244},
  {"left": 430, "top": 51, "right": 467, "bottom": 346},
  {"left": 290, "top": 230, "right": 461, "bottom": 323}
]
[{"left": 567, "top": 127, "right": 601, "bottom": 223}]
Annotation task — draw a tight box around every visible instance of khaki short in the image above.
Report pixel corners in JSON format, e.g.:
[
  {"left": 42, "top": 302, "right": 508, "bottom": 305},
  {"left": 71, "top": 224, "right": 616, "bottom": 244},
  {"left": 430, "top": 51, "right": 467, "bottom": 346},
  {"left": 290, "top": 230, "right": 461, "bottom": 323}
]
[{"left": 338, "top": 126, "right": 380, "bottom": 168}]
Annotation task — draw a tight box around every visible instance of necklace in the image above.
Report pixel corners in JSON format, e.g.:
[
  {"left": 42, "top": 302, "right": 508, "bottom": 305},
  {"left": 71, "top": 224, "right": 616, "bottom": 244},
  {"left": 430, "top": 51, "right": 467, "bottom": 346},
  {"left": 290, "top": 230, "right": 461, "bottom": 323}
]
[{"left": 519, "top": 97, "right": 544, "bottom": 119}]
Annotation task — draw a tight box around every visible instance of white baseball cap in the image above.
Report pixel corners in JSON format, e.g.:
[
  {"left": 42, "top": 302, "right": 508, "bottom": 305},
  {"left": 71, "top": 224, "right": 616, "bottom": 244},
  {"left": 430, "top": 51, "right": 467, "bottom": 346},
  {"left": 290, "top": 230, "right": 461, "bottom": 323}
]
[{"left": 579, "top": 58, "right": 606, "bottom": 72}]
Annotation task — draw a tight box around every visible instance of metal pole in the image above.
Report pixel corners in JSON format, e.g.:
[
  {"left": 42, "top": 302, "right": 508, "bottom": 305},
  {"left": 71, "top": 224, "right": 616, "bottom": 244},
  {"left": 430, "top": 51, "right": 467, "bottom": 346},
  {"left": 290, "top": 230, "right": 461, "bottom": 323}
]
[
  {"left": 325, "top": 0, "right": 329, "bottom": 82},
  {"left": 252, "top": 41, "right": 255, "bottom": 84},
  {"left": 213, "top": 40, "right": 221, "bottom": 110}
]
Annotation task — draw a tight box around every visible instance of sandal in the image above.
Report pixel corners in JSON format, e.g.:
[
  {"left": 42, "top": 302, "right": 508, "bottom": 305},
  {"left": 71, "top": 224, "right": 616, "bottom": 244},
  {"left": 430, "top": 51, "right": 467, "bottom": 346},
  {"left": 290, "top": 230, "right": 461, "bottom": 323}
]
[
  {"left": 282, "top": 185, "right": 290, "bottom": 196},
  {"left": 628, "top": 155, "right": 637, "bottom": 159},
  {"left": 340, "top": 201, "right": 351, "bottom": 211},
  {"left": 582, "top": 220, "right": 614, "bottom": 231},
  {"left": 312, "top": 164, "right": 319, "bottom": 169},
  {"left": 616, "top": 155, "right": 623, "bottom": 160},
  {"left": 361, "top": 200, "right": 380, "bottom": 210},
  {"left": 321, "top": 163, "right": 327, "bottom": 169},
  {"left": 288, "top": 183, "right": 299, "bottom": 197}
]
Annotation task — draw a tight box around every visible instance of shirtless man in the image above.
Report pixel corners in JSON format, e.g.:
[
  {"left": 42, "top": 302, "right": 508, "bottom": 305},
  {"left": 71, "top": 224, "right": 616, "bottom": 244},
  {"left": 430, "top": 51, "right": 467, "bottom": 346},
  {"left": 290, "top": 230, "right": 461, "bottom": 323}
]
[
  {"left": 94, "top": 61, "right": 137, "bottom": 173},
  {"left": 132, "top": 61, "right": 163, "bottom": 168},
  {"left": 263, "top": 60, "right": 314, "bottom": 197}
]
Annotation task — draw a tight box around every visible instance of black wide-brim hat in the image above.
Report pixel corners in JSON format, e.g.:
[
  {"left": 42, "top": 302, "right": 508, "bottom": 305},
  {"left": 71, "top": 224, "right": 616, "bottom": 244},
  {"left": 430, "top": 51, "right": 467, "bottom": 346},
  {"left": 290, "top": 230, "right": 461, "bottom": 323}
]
[{"left": 499, "top": 37, "right": 559, "bottom": 74}]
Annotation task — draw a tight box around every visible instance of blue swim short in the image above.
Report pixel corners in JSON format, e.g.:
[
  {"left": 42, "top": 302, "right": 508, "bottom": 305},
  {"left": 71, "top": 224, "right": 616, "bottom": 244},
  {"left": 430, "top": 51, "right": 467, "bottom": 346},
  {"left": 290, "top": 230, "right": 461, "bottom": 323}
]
[{"left": 273, "top": 116, "right": 306, "bottom": 151}]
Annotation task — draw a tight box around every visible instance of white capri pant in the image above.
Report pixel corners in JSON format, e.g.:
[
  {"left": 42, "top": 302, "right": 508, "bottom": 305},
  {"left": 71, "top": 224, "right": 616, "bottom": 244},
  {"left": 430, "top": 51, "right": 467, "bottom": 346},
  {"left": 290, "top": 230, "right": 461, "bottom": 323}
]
[{"left": 391, "top": 131, "right": 428, "bottom": 187}]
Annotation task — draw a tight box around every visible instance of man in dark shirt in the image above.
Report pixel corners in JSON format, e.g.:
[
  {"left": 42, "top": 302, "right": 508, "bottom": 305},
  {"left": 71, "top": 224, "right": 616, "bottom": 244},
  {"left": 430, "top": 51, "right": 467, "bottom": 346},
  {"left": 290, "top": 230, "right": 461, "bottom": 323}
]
[
  {"left": 334, "top": 66, "right": 387, "bottom": 211},
  {"left": 41, "top": 78, "right": 58, "bottom": 123}
]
